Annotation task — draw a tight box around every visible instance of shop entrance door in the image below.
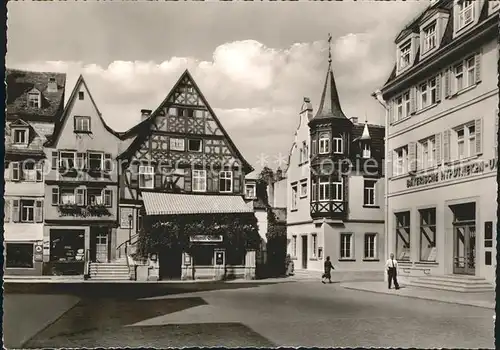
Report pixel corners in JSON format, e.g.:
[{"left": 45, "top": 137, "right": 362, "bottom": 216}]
[
  {"left": 159, "top": 247, "right": 182, "bottom": 280},
  {"left": 453, "top": 223, "right": 476, "bottom": 275},
  {"left": 451, "top": 202, "right": 476, "bottom": 276},
  {"left": 301, "top": 235, "right": 308, "bottom": 269},
  {"left": 95, "top": 233, "right": 109, "bottom": 263}
]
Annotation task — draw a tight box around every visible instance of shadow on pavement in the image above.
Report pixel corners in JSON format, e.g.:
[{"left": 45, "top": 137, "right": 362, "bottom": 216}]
[{"left": 5, "top": 280, "right": 291, "bottom": 299}]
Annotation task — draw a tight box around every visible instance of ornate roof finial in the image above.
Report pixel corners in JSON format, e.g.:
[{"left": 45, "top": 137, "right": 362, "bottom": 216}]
[
  {"left": 365, "top": 111, "right": 368, "bottom": 124},
  {"left": 328, "top": 33, "right": 332, "bottom": 64}
]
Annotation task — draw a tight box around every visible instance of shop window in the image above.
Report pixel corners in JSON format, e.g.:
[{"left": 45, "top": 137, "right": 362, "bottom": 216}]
[
  {"left": 6, "top": 243, "right": 34, "bottom": 268},
  {"left": 50, "top": 230, "right": 85, "bottom": 263},
  {"left": 395, "top": 211, "right": 411, "bottom": 261},
  {"left": 419, "top": 208, "right": 437, "bottom": 262},
  {"left": 192, "top": 246, "right": 214, "bottom": 266},
  {"left": 340, "top": 233, "right": 353, "bottom": 259},
  {"left": 226, "top": 250, "right": 246, "bottom": 266}
]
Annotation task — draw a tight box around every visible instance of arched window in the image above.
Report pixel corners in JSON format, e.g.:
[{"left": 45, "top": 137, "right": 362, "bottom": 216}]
[{"left": 319, "top": 133, "right": 330, "bottom": 154}]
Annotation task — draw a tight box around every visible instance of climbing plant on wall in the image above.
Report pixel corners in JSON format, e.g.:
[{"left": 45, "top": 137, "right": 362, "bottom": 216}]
[{"left": 136, "top": 213, "right": 261, "bottom": 258}]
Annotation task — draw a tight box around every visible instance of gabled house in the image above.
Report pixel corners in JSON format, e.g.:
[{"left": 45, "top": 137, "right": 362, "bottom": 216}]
[
  {"left": 42, "top": 75, "right": 124, "bottom": 277},
  {"left": 286, "top": 41, "right": 386, "bottom": 278},
  {"left": 373, "top": 0, "right": 498, "bottom": 289},
  {"left": 4, "top": 69, "right": 66, "bottom": 276},
  {"left": 116, "top": 69, "right": 257, "bottom": 280}
]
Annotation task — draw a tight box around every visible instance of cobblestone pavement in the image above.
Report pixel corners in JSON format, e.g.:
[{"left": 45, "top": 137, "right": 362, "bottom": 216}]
[{"left": 7, "top": 281, "right": 495, "bottom": 348}]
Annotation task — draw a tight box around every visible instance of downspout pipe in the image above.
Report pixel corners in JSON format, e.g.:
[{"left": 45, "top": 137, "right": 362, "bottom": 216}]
[{"left": 372, "top": 90, "right": 389, "bottom": 280}]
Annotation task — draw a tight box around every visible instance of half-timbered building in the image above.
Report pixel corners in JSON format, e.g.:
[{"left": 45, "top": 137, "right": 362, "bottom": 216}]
[
  {"left": 4, "top": 69, "right": 66, "bottom": 276},
  {"left": 286, "top": 46, "right": 386, "bottom": 279},
  {"left": 117, "top": 70, "right": 257, "bottom": 280},
  {"left": 42, "top": 75, "right": 125, "bottom": 277}
]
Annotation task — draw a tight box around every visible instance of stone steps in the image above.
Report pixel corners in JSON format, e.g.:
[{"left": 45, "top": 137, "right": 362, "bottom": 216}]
[
  {"left": 410, "top": 275, "right": 494, "bottom": 293},
  {"left": 89, "top": 262, "right": 131, "bottom": 281}
]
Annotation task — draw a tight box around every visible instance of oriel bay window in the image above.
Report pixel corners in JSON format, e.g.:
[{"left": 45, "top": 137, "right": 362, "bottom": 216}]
[
  {"left": 395, "top": 211, "right": 411, "bottom": 261},
  {"left": 319, "top": 133, "right": 330, "bottom": 154},
  {"left": 332, "top": 136, "right": 343, "bottom": 154},
  {"left": 419, "top": 208, "right": 437, "bottom": 262},
  {"left": 317, "top": 176, "right": 343, "bottom": 202}
]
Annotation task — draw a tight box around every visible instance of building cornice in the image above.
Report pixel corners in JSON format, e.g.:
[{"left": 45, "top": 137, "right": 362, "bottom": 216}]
[{"left": 381, "top": 14, "right": 497, "bottom": 99}]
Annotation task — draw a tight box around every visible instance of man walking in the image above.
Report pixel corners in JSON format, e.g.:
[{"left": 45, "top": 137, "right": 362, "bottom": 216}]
[
  {"left": 322, "top": 256, "right": 334, "bottom": 284},
  {"left": 385, "top": 253, "right": 400, "bottom": 290}
]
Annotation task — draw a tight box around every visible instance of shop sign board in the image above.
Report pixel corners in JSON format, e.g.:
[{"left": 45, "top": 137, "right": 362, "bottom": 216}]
[
  {"left": 406, "top": 158, "right": 497, "bottom": 189},
  {"left": 189, "top": 235, "right": 223, "bottom": 242},
  {"left": 34, "top": 242, "right": 43, "bottom": 262}
]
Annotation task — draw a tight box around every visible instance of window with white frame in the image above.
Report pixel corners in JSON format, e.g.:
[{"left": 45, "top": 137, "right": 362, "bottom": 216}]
[
  {"left": 422, "top": 22, "right": 437, "bottom": 53},
  {"left": 170, "top": 138, "right": 185, "bottom": 151},
  {"left": 363, "top": 180, "right": 376, "bottom": 206},
  {"left": 245, "top": 183, "right": 256, "bottom": 199},
  {"left": 60, "top": 188, "right": 76, "bottom": 204},
  {"left": 88, "top": 152, "right": 103, "bottom": 171},
  {"left": 394, "top": 146, "right": 408, "bottom": 176},
  {"left": 87, "top": 188, "right": 103, "bottom": 205},
  {"left": 192, "top": 170, "right": 207, "bottom": 192},
  {"left": 27, "top": 91, "right": 40, "bottom": 108},
  {"left": 74, "top": 116, "right": 91, "bottom": 132},
  {"left": 454, "top": 56, "right": 475, "bottom": 92},
  {"left": 330, "top": 177, "right": 343, "bottom": 201},
  {"left": 219, "top": 171, "right": 233, "bottom": 193},
  {"left": 311, "top": 234, "right": 317, "bottom": 258},
  {"left": 364, "top": 233, "right": 377, "bottom": 259},
  {"left": 300, "top": 180, "right": 307, "bottom": 198},
  {"left": 340, "top": 233, "right": 353, "bottom": 259},
  {"left": 13, "top": 128, "right": 28, "bottom": 144},
  {"left": 419, "top": 137, "right": 436, "bottom": 169},
  {"left": 22, "top": 162, "right": 37, "bottom": 182},
  {"left": 188, "top": 139, "right": 202, "bottom": 152},
  {"left": 362, "top": 142, "right": 371, "bottom": 158},
  {"left": 394, "top": 91, "right": 410, "bottom": 121},
  {"left": 291, "top": 184, "right": 298, "bottom": 210},
  {"left": 20, "top": 199, "right": 35, "bottom": 222},
  {"left": 457, "top": 0, "right": 474, "bottom": 30},
  {"left": 419, "top": 77, "right": 437, "bottom": 109},
  {"left": 318, "top": 176, "right": 330, "bottom": 201},
  {"left": 332, "top": 137, "right": 343, "bottom": 154},
  {"left": 139, "top": 165, "right": 154, "bottom": 188},
  {"left": 59, "top": 152, "right": 76, "bottom": 169},
  {"left": 399, "top": 41, "right": 411, "bottom": 70},
  {"left": 455, "top": 123, "right": 476, "bottom": 159},
  {"left": 319, "top": 133, "right": 330, "bottom": 154}
]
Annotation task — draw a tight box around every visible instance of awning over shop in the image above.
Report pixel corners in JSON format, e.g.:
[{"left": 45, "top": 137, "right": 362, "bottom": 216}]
[
  {"left": 142, "top": 192, "right": 254, "bottom": 216},
  {"left": 4, "top": 223, "right": 44, "bottom": 241}
]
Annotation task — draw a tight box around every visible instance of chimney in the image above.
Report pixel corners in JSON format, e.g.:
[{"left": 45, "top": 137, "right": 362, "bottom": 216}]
[
  {"left": 47, "top": 77, "right": 58, "bottom": 93},
  {"left": 350, "top": 117, "right": 358, "bottom": 124},
  {"left": 141, "top": 109, "right": 152, "bottom": 121}
]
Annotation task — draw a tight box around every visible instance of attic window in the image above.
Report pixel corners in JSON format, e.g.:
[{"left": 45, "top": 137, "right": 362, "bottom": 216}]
[
  {"left": 13, "top": 128, "right": 28, "bottom": 145},
  {"left": 78, "top": 91, "right": 84, "bottom": 100},
  {"left": 74, "top": 116, "right": 91, "bottom": 133},
  {"left": 27, "top": 91, "right": 40, "bottom": 108},
  {"left": 399, "top": 41, "right": 411, "bottom": 70},
  {"left": 457, "top": 0, "right": 474, "bottom": 30},
  {"left": 422, "top": 22, "right": 437, "bottom": 53}
]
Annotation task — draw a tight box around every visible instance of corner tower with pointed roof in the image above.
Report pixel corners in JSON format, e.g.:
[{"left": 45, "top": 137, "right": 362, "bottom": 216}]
[{"left": 285, "top": 35, "right": 386, "bottom": 276}]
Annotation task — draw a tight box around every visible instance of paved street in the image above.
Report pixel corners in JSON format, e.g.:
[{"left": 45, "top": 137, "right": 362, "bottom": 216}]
[{"left": 5, "top": 280, "right": 494, "bottom": 349}]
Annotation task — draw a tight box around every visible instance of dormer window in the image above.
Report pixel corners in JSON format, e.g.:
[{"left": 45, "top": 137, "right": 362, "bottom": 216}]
[
  {"left": 457, "top": 0, "right": 474, "bottom": 30},
  {"left": 13, "top": 128, "right": 28, "bottom": 145},
  {"left": 27, "top": 91, "right": 40, "bottom": 108},
  {"left": 399, "top": 41, "right": 411, "bottom": 70},
  {"left": 319, "top": 133, "right": 331, "bottom": 154},
  {"left": 422, "top": 23, "right": 437, "bottom": 53},
  {"left": 245, "top": 183, "right": 256, "bottom": 199},
  {"left": 362, "top": 143, "right": 371, "bottom": 159}
]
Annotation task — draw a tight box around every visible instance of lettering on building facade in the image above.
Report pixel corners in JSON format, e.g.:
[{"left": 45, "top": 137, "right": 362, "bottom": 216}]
[
  {"left": 189, "top": 235, "right": 224, "bottom": 242},
  {"left": 406, "top": 158, "right": 497, "bottom": 189}
]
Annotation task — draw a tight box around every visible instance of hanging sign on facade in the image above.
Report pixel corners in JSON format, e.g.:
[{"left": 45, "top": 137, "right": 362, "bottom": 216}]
[
  {"left": 406, "top": 158, "right": 497, "bottom": 189},
  {"left": 189, "top": 235, "right": 223, "bottom": 242}
]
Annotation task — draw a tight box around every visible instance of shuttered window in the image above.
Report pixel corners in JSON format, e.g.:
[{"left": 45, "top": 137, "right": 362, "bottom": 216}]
[
  {"left": 12, "top": 199, "right": 20, "bottom": 222},
  {"left": 35, "top": 200, "right": 43, "bottom": 223},
  {"left": 4, "top": 199, "right": 11, "bottom": 222}
]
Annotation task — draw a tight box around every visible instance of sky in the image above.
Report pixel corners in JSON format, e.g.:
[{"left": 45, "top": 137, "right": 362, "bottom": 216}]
[{"left": 6, "top": 1, "right": 429, "bottom": 173}]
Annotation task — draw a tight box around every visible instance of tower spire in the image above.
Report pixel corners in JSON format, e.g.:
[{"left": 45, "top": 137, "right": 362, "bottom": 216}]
[{"left": 309, "top": 33, "right": 348, "bottom": 122}]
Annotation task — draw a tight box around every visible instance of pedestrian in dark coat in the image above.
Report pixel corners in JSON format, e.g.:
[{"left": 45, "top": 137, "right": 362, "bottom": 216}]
[{"left": 322, "top": 256, "right": 334, "bottom": 284}]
